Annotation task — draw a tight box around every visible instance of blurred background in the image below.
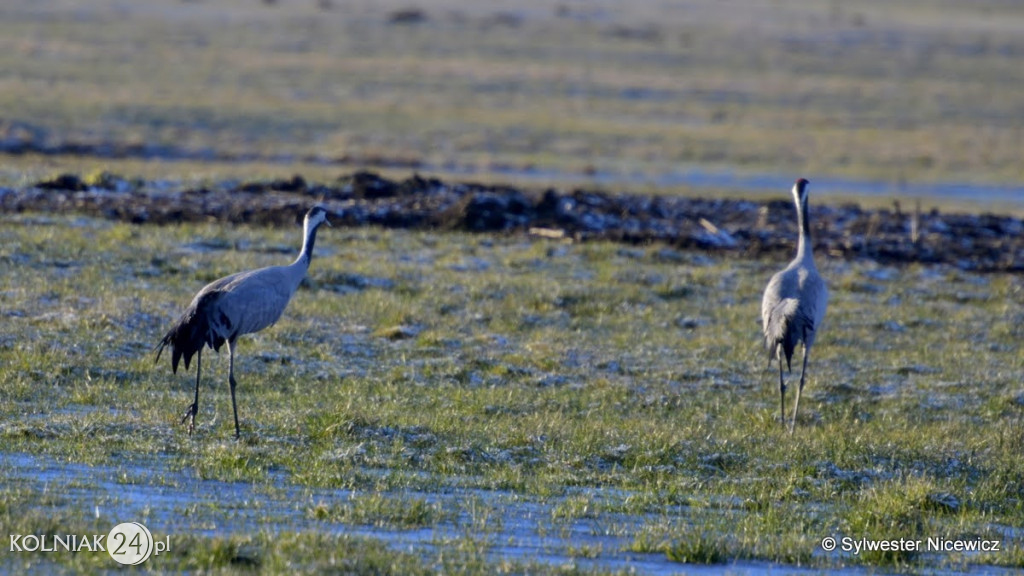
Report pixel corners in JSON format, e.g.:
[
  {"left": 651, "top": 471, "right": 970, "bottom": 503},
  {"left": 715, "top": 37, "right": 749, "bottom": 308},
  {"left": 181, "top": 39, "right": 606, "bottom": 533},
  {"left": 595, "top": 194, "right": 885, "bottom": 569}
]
[{"left": 2, "top": 0, "right": 1023, "bottom": 209}]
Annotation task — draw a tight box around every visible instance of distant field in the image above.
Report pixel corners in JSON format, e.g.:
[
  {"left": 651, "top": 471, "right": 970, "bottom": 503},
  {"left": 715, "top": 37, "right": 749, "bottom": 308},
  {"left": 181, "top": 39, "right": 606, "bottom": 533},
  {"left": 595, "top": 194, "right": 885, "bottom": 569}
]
[{"left": 1, "top": 0, "right": 1024, "bottom": 191}]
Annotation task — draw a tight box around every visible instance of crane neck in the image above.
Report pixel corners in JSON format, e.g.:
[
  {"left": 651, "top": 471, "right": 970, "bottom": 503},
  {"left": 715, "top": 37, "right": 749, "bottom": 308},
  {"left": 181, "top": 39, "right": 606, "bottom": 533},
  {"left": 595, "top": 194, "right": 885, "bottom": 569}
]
[
  {"left": 295, "top": 220, "right": 321, "bottom": 269},
  {"left": 795, "top": 195, "right": 814, "bottom": 264}
]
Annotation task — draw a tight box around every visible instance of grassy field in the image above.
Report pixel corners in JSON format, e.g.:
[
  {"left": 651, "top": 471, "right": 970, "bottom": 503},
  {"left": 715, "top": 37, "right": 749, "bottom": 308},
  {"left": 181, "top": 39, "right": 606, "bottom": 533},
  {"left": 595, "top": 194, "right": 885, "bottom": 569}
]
[
  {"left": 1, "top": 212, "right": 1022, "bottom": 573},
  {"left": 2, "top": 0, "right": 1024, "bottom": 189}
]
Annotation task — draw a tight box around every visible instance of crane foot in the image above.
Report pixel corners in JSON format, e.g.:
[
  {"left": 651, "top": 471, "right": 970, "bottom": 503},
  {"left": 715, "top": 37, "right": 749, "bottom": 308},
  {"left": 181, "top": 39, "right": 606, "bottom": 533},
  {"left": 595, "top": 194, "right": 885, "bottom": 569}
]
[{"left": 181, "top": 402, "right": 198, "bottom": 436}]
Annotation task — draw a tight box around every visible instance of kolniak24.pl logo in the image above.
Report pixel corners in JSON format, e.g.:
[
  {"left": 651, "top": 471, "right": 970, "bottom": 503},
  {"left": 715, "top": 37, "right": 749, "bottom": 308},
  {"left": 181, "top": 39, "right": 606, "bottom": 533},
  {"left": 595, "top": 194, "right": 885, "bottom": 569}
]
[{"left": 10, "top": 522, "right": 169, "bottom": 565}]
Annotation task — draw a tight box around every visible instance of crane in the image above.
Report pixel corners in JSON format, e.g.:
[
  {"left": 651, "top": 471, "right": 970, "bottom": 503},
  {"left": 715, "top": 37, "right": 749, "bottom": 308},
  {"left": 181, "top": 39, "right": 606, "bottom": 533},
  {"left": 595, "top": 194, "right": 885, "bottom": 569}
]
[
  {"left": 761, "top": 179, "right": 828, "bottom": 433},
  {"left": 156, "top": 206, "right": 331, "bottom": 438}
]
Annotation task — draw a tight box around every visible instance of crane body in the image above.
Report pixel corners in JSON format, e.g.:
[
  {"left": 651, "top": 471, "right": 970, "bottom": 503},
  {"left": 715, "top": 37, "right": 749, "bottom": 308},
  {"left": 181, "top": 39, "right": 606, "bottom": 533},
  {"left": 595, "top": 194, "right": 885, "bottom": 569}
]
[
  {"left": 156, "top": 206, "right": 330, "bottom": 438},
  {"left": 761, "top": 179, "right": 828, "bottom": 432}
]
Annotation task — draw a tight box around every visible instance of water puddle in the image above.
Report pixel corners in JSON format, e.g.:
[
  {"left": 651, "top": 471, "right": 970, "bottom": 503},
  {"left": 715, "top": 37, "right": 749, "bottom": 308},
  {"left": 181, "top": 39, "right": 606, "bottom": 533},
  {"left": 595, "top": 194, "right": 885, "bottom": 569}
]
[
  {"left": 2, "top": 452, "right": 1007, "bottom": 574},
  {"left": 0, "top": 452, "right": 847, "bottom": 575},
  {"left": 469, "top": 164, "right": 1024, "bottom": 210}
]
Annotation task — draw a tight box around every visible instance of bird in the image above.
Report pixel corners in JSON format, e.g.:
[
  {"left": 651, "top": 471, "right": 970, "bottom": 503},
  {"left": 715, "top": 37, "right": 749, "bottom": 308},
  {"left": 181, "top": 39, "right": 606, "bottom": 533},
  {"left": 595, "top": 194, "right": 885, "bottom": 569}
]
[
  {"left": 761, "top": 178, "right": 828, "bottom": 433},
  {"left": 156, "top": 205, "right": 331, "bottom": 438}
]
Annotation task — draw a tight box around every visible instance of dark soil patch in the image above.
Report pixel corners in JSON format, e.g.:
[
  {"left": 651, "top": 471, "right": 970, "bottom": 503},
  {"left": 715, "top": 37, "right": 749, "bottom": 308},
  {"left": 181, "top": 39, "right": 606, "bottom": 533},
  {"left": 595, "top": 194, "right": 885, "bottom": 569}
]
[{"left": 3, "top": 170, "right": 1022, "bottom": 272}]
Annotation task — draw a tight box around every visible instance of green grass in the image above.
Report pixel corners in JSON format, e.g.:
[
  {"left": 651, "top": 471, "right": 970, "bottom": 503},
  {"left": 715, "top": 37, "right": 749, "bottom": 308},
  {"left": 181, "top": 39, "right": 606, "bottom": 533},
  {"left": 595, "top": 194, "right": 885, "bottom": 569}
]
[
  {"left": 1, "top": 212, "right": 1023, "bottom": 572},
  {"left": 308, "top": 492, "right": 450, "bottom": 529}
]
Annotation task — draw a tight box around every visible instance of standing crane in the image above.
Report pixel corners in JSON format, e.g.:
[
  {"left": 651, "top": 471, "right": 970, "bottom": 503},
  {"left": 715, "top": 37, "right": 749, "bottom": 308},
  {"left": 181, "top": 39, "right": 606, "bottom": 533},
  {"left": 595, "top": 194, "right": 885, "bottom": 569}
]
[
  {"left": 761, "top": 179, "right": 828, "bottom": 433},
  {"left": 156, "top": 206, "right": 331, "bottom": 438}
]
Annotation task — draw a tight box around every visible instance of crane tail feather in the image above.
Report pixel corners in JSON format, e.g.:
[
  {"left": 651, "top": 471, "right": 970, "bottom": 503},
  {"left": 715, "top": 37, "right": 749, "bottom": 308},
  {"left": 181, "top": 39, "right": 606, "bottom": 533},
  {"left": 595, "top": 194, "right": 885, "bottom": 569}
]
[
  {"left": 156, "top": 291, "right": 224, "bottom": 374},
  {"left": 763, "top": 298, "right": 800, "bottom": 372}
]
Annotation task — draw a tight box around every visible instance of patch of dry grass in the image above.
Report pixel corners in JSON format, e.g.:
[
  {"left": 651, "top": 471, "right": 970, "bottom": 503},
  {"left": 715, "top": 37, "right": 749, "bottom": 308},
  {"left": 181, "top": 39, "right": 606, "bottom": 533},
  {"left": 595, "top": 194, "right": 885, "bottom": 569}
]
[{"left": 1, "top": 0, "right": 1023, "bottom": 189}]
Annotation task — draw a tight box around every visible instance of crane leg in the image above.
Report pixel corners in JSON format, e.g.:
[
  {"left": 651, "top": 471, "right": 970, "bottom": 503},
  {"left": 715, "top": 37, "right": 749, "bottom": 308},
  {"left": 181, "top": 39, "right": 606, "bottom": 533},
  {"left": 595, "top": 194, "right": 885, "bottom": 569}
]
[
  {"left": 790, "top": 345, "right": 810, "bottom": 434},
  {"left": 182, "top": 349, "right": 201, "bottom": 435},
  {"left": 777, "top": 349, "right": 787, "bottom": 428},
  {"left": 227, "top": 340, "right": 241, "bottom": 440}
]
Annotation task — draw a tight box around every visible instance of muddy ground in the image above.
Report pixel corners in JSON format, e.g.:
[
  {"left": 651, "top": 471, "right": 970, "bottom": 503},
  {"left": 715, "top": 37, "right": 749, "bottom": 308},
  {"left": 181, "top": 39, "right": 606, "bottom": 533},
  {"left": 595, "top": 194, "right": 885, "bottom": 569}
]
[{"left": 2, "top": 170, "right": 1022, "bottom": 272}]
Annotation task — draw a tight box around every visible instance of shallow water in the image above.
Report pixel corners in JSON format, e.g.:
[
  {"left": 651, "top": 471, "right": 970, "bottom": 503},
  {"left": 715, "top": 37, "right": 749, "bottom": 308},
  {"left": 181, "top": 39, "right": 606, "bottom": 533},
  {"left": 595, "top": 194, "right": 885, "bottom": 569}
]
[
  {"left": 6, "top": 452, "right": 1016, "bottom": 574},
  {"left": 470, "top": 164, "right": 1024, "bottom": 211},
  {"left": 2, "top": 451, "right": 870, "bottom": 575}
]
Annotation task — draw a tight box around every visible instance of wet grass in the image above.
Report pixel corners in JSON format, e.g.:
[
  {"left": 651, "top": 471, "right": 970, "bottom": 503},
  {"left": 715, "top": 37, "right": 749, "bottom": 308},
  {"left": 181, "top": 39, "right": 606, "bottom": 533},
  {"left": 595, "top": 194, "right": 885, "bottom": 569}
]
[
  {"left": 1, "top": 0, "right": 1024, "bottom": 189},
  {"left": 1, "top": 211, "right": 1023, "bottom": 572},
  {"left": 307, "top": 492, "right": 450, "bottom": 529}
]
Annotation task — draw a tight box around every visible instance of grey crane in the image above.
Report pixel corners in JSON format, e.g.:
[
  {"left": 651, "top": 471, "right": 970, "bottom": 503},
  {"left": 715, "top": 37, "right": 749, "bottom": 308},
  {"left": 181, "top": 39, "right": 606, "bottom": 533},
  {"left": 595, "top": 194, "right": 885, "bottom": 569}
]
[
  {"left": 156, "top": 206, "right": 331, "bottom": 438},
  {"left": 761, "top": 178, "right": 828, "bottom": 433}
]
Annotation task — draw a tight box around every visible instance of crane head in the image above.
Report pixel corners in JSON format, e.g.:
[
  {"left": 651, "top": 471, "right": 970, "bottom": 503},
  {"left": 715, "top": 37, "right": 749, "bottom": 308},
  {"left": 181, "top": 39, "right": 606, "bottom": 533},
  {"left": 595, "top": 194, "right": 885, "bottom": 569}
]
[
  {"left": 792, "top": 178, "right": 810, "bottom": 205},
  {"left": 305, "top": 205, "right": 332, "bottom": 229}
]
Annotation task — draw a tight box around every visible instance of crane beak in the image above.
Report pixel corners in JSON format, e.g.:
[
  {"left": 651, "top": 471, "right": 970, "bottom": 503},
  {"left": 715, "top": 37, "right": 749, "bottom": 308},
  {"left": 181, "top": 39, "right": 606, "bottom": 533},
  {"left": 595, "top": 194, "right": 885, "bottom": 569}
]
[{"left": 324, "top": 207, "right": 337, "bottom": 227}]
